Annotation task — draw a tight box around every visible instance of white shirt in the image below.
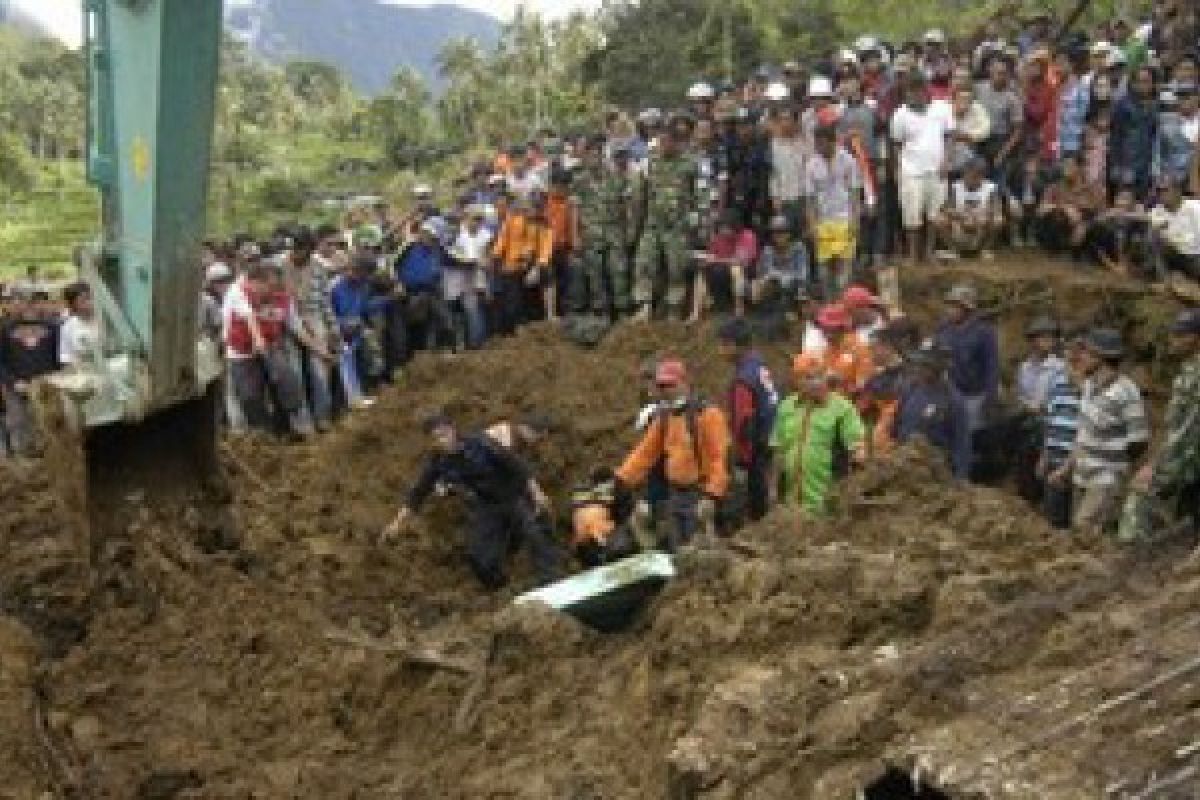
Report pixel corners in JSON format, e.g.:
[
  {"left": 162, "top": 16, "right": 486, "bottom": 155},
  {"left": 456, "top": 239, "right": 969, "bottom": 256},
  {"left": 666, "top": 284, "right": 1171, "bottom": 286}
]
[
  {"left": 1182, "top": 114, "right": 1199, "bottom": 145},
  {"left": 444, "top": 226, "right": 494, "bottom": 299},
  {"left": 59, "top": 314, "right": 102, "bottom": 367},
  {"left": 1151, "top": 198, "right": 1200, "bottom": 256},
  {"left": 507, "top": 170, "right": 545, "bottom": 201},
  {"left": 890, "top": 101, "right": 955, "bottom": 176},
  {"left": 803, "top": 321, "right": 877, "bottom": 355},
  {"left": 951, "top": 179, "right": 998, "bottom": 213}
]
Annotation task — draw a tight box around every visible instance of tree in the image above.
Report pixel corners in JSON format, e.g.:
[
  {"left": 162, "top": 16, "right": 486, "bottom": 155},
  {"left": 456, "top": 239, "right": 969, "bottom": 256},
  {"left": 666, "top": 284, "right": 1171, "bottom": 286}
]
[
  {"left": 284, "top": 60, "right": 348, "bottom": 108},
  {"left": 369, "top": 67, "right": 436, "bottom": 168},
  {"left": 0, "top": 132, "right": 36, "bottom": 196},
  {"left": 591, "top": 0, "right": 766, "bottom": 108}
]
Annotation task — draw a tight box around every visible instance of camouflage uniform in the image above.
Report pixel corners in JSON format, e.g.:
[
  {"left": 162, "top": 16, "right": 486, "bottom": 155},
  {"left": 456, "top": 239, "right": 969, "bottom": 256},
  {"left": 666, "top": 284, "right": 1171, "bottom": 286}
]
[
  {"left": 634, "top": 152, "right": 700, "bottom": 315},
  {"left": 1119, "top": 355, "right": 1200, "bottom": 541},
  {"left": 572, "top": 164, "right": 633, "bottom": 314}
]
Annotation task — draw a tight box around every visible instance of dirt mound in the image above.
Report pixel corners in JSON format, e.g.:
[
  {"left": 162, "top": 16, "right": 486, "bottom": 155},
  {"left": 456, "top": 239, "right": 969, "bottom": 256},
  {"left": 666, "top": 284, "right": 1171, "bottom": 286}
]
[{"left": 0, "top": 266, "right": 1194, "bottom": 797}]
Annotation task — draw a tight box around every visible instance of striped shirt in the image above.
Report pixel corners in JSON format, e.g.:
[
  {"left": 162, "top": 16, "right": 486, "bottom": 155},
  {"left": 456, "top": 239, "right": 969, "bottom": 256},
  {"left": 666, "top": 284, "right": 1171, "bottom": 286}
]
[
  {"left": 1073, "top": 373, "right": 1149, "bottom": 488},
  {"left": 1043, "top": 372, "right": 1081, "bottom": 468}
]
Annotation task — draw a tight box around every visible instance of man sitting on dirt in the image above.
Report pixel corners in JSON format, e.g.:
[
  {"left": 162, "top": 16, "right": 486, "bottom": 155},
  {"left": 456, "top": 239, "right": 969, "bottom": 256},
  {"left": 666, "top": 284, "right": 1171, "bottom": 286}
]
[
  {"left": 934, "top": 157, "right": 1004, "bottom": 261},
  {"left": 1149, "top": 178, "right": 1200, "bottom": 281},
  {"left": 383, "top": 413, "right": 563, "bottom": 590},
  {"left": 751, "top": 215, "right": 810, "bottom": 316},
  {"left": 615, "top": 359, "right": 731, "bottom": 551}
]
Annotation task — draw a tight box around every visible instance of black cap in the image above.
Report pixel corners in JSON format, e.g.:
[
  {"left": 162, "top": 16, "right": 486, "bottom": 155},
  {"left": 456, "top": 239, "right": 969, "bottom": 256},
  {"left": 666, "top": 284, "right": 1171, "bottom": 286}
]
[
  {"left": 717, "top": 317, "right": 752, "bottom": 347},
  {"left": 421, "top": 411, "right": 453, "bottom": 434},
  {"left": 351, "top": 253, "right": 377, "bottom": 273},
  {"left": 1085, "top": 327, "right": 1125, "bottom": 358},
  {"left": 1025, "top": 315, "right": 1060, "bottom": 337},
  {"left": 1169, "top": 309, "right": 1200, "bottom": 335}
]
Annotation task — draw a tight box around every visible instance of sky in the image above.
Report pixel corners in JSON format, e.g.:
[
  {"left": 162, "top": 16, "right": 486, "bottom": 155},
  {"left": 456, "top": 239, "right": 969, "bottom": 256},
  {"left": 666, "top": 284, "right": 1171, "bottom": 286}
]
[{"left": 10, "top": 0, "right": 604, "bottom": 48}]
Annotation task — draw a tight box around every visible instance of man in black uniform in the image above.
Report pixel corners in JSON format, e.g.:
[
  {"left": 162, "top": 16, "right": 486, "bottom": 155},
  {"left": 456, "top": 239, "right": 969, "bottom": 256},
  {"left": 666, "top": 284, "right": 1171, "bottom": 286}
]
[{"left": 383, "top": 414, "right": 562, "bottom": 590}]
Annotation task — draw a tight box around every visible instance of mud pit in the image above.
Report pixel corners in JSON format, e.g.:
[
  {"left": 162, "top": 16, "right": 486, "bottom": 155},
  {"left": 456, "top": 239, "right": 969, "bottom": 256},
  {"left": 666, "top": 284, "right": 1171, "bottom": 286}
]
[{"left": 1, "top": 261, "right": 1197, "bottom": 798}]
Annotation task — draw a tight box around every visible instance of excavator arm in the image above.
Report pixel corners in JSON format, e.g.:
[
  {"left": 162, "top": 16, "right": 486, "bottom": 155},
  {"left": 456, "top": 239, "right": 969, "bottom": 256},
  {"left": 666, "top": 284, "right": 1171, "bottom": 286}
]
[
  {"left": 35, "top": 0, "right": 227, "bottom": 563},
  {"left": 72, "top": 0, "right": 224, "bottom": 425}
]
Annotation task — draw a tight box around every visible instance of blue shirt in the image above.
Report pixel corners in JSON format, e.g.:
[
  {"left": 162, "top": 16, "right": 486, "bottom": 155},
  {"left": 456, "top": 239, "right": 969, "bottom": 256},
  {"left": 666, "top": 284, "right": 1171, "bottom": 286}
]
[
  {"left": 1109, "top": 95, "right": 1159, "bottom": 186},
  {"left": 1156, "top": 111, "right": 1197, "bottom": 184},
  {"left": 1043, "top": 371, "right": 1081, "bottom": 468},
  {"left": 894, "top": 378, "right": 972, "bottom": 480},
  {"left": 934, "top": 316, "right": 1000, "bottom": 398},
  {"left": 395, "top": 241, "right": 445, "bottom": 293},
  {"left": 1057, "top": 77, "right": 1090, "bottom": 155},
  {"left": 330, "top": 275, "right": 372, "bottom": 323}
]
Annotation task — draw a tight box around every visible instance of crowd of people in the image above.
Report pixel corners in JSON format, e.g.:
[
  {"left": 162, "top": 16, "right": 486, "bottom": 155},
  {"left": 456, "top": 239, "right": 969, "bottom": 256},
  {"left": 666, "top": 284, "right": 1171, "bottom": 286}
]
[{"left": 2, "top": 2, "right": 1199, "bottom": 590}]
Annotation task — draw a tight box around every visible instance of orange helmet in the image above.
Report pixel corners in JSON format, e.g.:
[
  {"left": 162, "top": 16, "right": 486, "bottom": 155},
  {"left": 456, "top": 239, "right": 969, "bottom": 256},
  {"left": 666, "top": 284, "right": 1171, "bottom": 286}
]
[
  {"left": 816, "top": 303, "right": 852, "bottom": 330},
  {"left": 792, "top": 353, "right": 826, "bottom": 380},
  {"left": 655, "top": 358, "right": 688, "bottom": 388}
]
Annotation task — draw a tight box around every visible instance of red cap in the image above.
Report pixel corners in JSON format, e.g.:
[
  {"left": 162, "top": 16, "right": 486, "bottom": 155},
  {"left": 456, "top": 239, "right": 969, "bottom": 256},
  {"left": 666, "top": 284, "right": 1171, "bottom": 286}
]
[
  {"left": 816, "top": 304, "right": 852, "bottom": 330},
  {"left": 655, "top": 359, "right": 689, "bottom": 387},
  {"left": 842, "top": 285, "right": 881, "bottom": 310}
]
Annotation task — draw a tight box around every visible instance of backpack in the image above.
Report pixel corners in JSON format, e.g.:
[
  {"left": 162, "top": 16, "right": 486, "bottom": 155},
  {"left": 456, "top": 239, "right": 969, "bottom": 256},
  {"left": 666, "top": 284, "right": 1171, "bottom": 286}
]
[
  {"left": 654, "top": 396, "right": 714, "bottom": 486},
  {"left": 732, "top": 353, "right": 780, "bottom": 454}
]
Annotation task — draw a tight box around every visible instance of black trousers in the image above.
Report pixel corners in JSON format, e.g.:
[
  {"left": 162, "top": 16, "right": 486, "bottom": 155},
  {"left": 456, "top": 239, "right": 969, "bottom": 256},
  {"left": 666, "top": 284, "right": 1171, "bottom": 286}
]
[
  {"left": 1043, "top": 481, "right": 1073, "bottom": 531},
  {"left": 493, "top": 273, "right": 527, "bottom": 336},
  {"left": 466, "top": 499, "right": 562, "bottom": 590}
]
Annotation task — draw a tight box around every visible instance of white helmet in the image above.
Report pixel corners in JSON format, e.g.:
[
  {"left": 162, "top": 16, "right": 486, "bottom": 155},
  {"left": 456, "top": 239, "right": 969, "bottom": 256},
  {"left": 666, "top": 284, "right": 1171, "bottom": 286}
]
[
  {"left": 808, "top": 76, "right": 834, "bottom": 98},
  {"left": 764, "top": 81, "right": 791, "bottom": 102},
  {"left": 686, "top": 82, "right": 715, "bottom": 100},
  {"left": 853, "top": 35, "right": 880, "bottom": 54},
  {"left": 837, "top": 49, "right": 859, "bottom": 66},
  {"left": 205, "top": 262, "right": 233, "bottom": 284}
]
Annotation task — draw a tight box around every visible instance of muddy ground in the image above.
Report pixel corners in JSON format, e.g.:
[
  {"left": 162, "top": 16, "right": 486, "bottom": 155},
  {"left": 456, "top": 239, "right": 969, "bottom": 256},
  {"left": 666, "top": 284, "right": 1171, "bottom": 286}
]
[{"left": 0, "top": 260, "right": 1197, "bottom": 798}]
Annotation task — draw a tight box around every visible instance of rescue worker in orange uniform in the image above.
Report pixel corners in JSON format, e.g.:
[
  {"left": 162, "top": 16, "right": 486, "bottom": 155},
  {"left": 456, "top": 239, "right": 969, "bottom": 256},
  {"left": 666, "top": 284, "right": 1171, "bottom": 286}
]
[
  {"left": 616, "top": 359, "right": 731, "bottom": 550},
  {"left": 813, "top": 303, "right": 874, "bottom": 396},
  {"left": 570, "top": 468, "right": 636, "bottom": 567}
]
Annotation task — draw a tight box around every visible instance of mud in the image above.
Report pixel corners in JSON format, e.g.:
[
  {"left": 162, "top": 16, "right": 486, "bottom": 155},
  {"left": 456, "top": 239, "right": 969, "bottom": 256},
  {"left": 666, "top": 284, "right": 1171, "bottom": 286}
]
[{"left": 0, "top": 262, "right": 1195, "bottom": 798}]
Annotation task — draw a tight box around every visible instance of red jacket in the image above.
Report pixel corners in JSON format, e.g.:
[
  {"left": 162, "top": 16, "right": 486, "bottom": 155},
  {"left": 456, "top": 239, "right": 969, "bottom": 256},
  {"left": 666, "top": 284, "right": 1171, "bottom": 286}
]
[{"left": 226, "top": 281, "right": 291, "bottom": 358}]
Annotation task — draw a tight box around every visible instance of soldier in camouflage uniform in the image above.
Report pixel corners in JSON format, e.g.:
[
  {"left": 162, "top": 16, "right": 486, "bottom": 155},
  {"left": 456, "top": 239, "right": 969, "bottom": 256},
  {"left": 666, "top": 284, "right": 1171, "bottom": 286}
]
[
  {"left": 632, "top": 114, "right": 701, "bottom": 321},
  {"left": 570, "top": 135, "right": 634, "bottom": 316},
  {"left": 1120, "top": 309, "right": 1200, "bottom": 542}
]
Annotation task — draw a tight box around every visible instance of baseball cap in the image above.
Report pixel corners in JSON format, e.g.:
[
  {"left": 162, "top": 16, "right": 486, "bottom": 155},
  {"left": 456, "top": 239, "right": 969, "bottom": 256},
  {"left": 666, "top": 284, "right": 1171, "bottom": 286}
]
[
  {"left": 816, "top": 304, "right": 852, "bottom": 330},
  {"left": 842, "top": 285, "right": 882, "bottom": 310},
  {"left": 655, "top": 359, "right": 688, "bottom": 388},
  {"left": 1169, "top": 309, "right": 1200, "bottom": 335},
  {"left": 205, "top": 262, "right": 233, "bottom": 283},
  {"left": 945, "top": 284, "right": 979, "bottom": 309}
]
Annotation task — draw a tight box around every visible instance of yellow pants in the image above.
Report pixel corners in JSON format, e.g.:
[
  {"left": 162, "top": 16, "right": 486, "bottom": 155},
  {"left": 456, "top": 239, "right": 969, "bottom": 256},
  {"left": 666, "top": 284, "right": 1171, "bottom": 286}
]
[{"left": 815, "top": 220, "right": 856, "bottom": 263}]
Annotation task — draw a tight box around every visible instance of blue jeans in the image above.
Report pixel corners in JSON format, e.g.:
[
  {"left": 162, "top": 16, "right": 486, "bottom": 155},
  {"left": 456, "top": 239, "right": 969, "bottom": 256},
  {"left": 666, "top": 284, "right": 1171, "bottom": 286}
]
[
  {"left": 287, "top": 340, "right": 333, "bottom": 426},
  {"left": 339, "top": 340, "right": 366, "bottom": 404},
  {"left": 453, "top": 291, "right": 487, "bottom": 350}
]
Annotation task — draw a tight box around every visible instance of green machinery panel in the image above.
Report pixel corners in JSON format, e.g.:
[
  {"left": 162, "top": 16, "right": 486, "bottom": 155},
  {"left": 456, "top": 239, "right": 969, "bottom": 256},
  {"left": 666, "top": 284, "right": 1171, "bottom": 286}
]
[{"left": 84, "top": 0, "right": 223, "bottom": 416}]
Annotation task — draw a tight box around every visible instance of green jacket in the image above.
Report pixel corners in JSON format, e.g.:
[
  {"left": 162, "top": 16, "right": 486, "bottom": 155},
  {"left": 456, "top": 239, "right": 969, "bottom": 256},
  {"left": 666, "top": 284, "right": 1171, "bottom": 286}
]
[
  {"left": 636, "top": 152, "right": 699, "bottom": 233},
  {"left": 770, "top": 392, "right": 865, "bottom": 516},
  {"left": 574, "top": 165, "right": 630, "bottom": 248}
]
